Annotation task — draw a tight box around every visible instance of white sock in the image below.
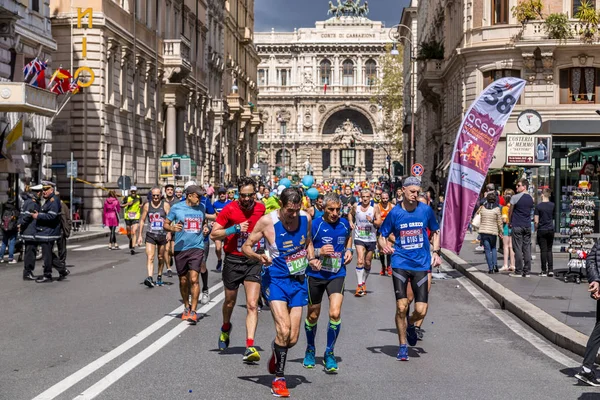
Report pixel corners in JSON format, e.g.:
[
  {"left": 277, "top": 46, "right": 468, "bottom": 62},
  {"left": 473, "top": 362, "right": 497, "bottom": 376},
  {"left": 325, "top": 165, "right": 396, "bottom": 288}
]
[
  {"left": 583, "top": 366, "right": 592, "bottom": 373},
  {"left": 363, "top": 268, "right": 370, "bottom": 284},
  {"left": 356, "top": 267, "right": 364, "bottom": 286}
]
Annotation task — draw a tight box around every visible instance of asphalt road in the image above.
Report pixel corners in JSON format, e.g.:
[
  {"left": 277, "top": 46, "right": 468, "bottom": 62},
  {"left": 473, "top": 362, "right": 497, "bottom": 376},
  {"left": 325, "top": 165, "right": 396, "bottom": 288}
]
[{"left": 0, "top": 237, "right": 597, "bottom": 400}]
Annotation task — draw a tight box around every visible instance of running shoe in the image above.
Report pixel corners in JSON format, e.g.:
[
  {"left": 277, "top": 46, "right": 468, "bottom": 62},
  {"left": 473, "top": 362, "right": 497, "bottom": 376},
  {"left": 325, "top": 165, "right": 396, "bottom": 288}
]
[
  {"left": 508, "top": 273, "right": 522, "bottom": 278},
  {"left": 323, "top": 351, "right": 338, "bottom": 373},
  {"left": 268, "top": 342, "right": 276, "bottom": 374},
  {"left": 156, "top": 275, "right": 164, "bottom": 286},
  {"left": 243, "top": 346, "right": 261, "bottom": 363},
  {"left": 216, "top": 260, "right": 222, "bottom": 272},
  {"left": 219, "top": 324, "right": 232, "bottom": 350},
  {"left": 387, "top": 266, "right": 392, "bottom": 276},
  {"left": 201, "top": 290, "right": 210, "bottom": 305},
  {"left": 130, "top": 249, "right": 135, "bottom": 255},
  {"left": 188, "top": 311, "right": 199, "bottom": 325},
  {"left": 361, "top": 284, "right": 367, "bottom": 296},
  {"left": 397, "top": 344, "right": 409, "bottom": 361},
  {"left": 302, "top": 347, "right": 316, "bottom": 369},
  {"left": 499, "top": 265, "right": 510, "bottom": 272},
  {"left": 144, "top": 277, "right": 155, "bottom": 288},
  {"left": 415, "top": 326, "right": 424, "bottom": 340},
  {"left": 354, "top": 285, "right": 364, "bottom": 297},
  {"left": 166, "top": 269, "right": 173, "bottom": 278},
  {"left": 406, "top": 324, "right": 418, "bottom": 346},
  {"left": 539, "top": 271, "right": 547, "bottom": 277},
  {"left": 181, "top": 308, "right": 190, "bottom": 320},
  {"left": 379, "top": 269, "right": 385, "bottom": 276},
  {"left": 8, "top": 259, "right": 17, "bottom": 264},
  {"left": 271, "top": 377, "right": 290, "bottom": 398},
  {"left": 575, "top": 368, "right": 600, "bottom": 386},
  {"left": 548, "top": 271, "right": 554, "bottom": 277}
]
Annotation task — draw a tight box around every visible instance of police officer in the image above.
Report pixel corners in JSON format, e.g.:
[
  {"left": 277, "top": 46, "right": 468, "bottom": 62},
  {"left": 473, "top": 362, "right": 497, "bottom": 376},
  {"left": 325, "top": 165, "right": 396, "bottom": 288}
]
[
  {"left": 18, "top": 185, "right": 42, "bottom": 280},
  {"left": 32, "top": 181, "right": 70, "bottom": 283}
]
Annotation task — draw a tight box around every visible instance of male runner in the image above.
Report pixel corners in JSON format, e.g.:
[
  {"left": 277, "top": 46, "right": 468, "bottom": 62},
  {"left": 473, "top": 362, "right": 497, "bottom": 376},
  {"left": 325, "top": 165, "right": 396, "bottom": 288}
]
[
  {"left": 175, "top": 187, "right": 183, "bottom": 201},
  {"left": 340, "top": 186, "right": 356, "bottom": 223},
  {"left": 351, "top": 189, "right": 381, "bottom": 297},
  {"left": 138, "top": 187, "right": 171, "bottom": 287},
  {"left": 164, "top": 185, "right": 208, "bottom": 324},
  {"left": 307, "top": 194, "right": 324, "bottom": 219},
  {"left": 373, "top": 187, "right": 382, "bottom": 205},
  {"left": 212, "top": 187, "right": 232, "bottom": 272},
  {"left": 122, "top": 186, "right": 142, "bottom": 255},
  {"left": 242, "top": 188, "right": 317, "bottom": 398},
  {"left": 378, "top": 177, "right": 441, "bottom": 361},
  {"left": 377, "top": 191, "right": 393, "bottom": 276},
  {"left": 304, "top": 193, "right": 352, "bottom": 373},
  {"left": 164, "top": 184, "right": 179, "bottom": 278},
  {"left": 211, "top": 177, "right": 265, "bottom": 363}
]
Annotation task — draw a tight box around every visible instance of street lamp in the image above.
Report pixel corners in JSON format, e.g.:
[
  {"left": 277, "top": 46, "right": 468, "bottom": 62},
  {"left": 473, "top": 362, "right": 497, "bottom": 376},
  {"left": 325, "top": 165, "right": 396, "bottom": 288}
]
[
  {"left": 277, "top": 113, "right": 286, "bottom": 177},
  {"left": 389, "top": 23, "right": 416, "bottom": 169}
]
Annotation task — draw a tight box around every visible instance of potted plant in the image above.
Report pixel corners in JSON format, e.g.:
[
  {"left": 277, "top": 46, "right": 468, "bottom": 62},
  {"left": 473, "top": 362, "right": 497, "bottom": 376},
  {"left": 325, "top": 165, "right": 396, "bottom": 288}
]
[
  {"left": 544, "top": 13, "right": 573, "bottom": 41},
  {"left": 575, "top": 0, "right": 599, "bottom": 43},
  {"left": 416, "top": 40, "right": 444, "bottom": 60},
  {"left": 511, "top": 0, "right": 543, "bottom": 25}
]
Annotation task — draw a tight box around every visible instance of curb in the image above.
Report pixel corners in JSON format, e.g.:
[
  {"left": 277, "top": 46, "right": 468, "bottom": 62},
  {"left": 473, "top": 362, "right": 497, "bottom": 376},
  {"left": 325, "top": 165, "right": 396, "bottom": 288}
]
[
  {"left": 442, "top": 249, "right": 591, "bottom": 359},
  {"left": 67, "top": 231, "right": 108, "bottom": 243}
]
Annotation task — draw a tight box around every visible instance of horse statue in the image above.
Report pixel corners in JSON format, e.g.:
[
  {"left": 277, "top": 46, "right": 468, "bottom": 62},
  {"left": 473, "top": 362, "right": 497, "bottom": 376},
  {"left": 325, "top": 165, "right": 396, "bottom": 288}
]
[
  {"left": 358, "top": 1, "right": 369, "bottom": 17},
  {"left": 327, "top": 0, "right": 367, "bottom": 18},
  {"left": 327, "top": 1, "right": 336, "bottom": 15}
]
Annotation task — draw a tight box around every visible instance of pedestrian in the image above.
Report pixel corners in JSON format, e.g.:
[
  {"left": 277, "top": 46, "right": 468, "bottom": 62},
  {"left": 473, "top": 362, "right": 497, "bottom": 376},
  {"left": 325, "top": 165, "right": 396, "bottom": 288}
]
[
  {"left": 436, "top": 195, "right": 444, "bottom": 222},
  {"left": 575, "top": 240, "right": 600, "bottom": 386},
  {"left": 18, "top": 185, "right": 42, "bottom": 280},
  {"left": 54, "top": 191, "right": 72, "bottom": 270},
  {"left": 122, "top": 186, "right": 142, "bottom": 255},
  {"left": 31, "top": 181, "right": 70, "bottom": 283},
  {"left": 535, "top": 188, "right": 555, "bottom": 277},
  {"left": 103, "top": 190, "right": 121, "bottom": 250},
  {"left": 0, "top": 195, "right": 20, "bottom": 264},
  {"left": 477, "top": 192, "right": 503, "bottom": 274},
  {"left": 509, "top": 179, "right": 534, "bottom": 278},
  {"left": 499, "top": 189, "right": 516, "bottom": 272}
]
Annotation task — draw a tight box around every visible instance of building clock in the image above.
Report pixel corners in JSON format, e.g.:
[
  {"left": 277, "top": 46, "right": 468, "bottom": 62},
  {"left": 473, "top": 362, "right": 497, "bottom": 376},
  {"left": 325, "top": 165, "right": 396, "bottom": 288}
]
[{"left": 516, "top": 109, "right": 542, "bottom": 135}]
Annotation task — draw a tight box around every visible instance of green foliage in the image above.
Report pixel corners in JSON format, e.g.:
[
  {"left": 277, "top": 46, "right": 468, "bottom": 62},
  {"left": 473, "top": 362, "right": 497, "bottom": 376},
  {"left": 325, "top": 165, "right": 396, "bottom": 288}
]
[
  {"left": 416, "top": 40, "right": 444, "bottom": 61},
  {"left": 544, "top": 13, "right": 573, "bottom": 40},
  {"left": 575, "top": 0, "right": 599, "bottom": 42},
  {"left": 372, "top": 47, "right": 404, "bottom": 153},
  {"left": 511, "top": 0, "right": 544, "bottom": 24}
]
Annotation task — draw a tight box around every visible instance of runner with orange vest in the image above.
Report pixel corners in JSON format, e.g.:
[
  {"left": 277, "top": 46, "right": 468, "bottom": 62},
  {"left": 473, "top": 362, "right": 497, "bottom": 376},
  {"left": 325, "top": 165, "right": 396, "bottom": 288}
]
[{"left": 376, "top": 191, "right": 393, "bottom": 276}]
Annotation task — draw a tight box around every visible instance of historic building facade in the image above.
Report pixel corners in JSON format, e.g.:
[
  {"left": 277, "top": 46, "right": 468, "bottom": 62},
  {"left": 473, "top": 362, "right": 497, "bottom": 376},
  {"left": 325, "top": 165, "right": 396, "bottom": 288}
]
[{"left": 255, "top": 10, "right": 400, "bottom": 182}]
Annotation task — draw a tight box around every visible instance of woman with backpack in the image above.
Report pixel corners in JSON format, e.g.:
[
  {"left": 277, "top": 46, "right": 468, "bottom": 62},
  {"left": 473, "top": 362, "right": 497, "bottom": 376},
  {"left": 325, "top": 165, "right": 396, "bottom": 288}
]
[
  {"left": 103, "top": 191, "right": 121, "bottom": 250},
  {"left": 0, "top": 197, "right": 19, "bottom": 264}
]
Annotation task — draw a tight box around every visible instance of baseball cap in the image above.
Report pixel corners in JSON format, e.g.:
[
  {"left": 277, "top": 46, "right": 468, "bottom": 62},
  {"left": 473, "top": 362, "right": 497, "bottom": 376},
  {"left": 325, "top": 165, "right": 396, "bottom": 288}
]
[
  {"left": 130, "top": 186, "right": 138, "bottom": 191},
  {"left": 184, "top": 180, "right": 197, "bottom": 190},
  {"left": 218, "top": 187, "right": 227, "bottom": 194},
  {"left": 185, "top": 185, "right": 203, "bottom": 196},
  {"left": 402, "top": 177, "right": 422, "bottom": 188}
]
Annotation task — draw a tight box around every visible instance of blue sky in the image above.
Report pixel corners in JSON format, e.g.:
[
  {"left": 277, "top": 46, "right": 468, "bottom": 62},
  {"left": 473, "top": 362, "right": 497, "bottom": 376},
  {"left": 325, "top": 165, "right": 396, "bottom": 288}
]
[{"left": 255, "top": 0, "right": 411, "bottom": 32}]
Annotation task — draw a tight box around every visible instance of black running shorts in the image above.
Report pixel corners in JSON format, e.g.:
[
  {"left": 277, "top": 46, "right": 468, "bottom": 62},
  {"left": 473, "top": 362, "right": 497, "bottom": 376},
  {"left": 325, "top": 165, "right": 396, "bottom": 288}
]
[
  {"left": 391, "top": 268, "right": 429, "bottom": 303},
  {"left": 146, "top": 232, "right": 167, "bottom": 246},
  {"left": 308, "top": 276, "right": 345, "bottom": 305},
  {"left": 125, "top": 219, "right": 139, "bottom": 227},
  {"left": 174, "top": 248, "right": 204, "bottom": 276},
  {"left": 355, "top": 239, "right": 376, "bottom": 253},
  {"left": 222, "top": 254, "right": 262, "bottom": 290}
]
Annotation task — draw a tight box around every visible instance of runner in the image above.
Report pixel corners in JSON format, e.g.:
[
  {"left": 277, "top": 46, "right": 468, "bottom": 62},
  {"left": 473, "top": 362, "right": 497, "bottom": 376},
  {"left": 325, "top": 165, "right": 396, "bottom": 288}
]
[
  {"left": 242, "top": 188, "right": 317, "bottom": 398},
  {"left": 377, "top": 191, "right": 393, "bottom": 276},
  {"left": 303, "top": 193, "right": 352, "bottom": 373},
  {"left": 138, "top": 187, "right": 171, "bottom": 287},
  {"left": 164, "top": 185, "right": 209, "bottom": 325},
  {"left": 212, "top": 187, "right": 232, "bottom": 272},
  {"left": 373, "top": 186, "right": 383, "bottom": 204},
  {"left": 339, "top": 186, "right": 356, "bottom": 222},
  {"left": 351, "top": 189, "right": 381, "bottom": 297},
  {"left": 378, "top": 177, "right": 441, "bottom": 361},
  {"left": 175, "top": 187, "right": 183, "bottom": 201},
  {"left": 307, "top": 194, "right": 324, "bottom": 219},
  {"left": 122, "top": 186, "right": 142, "bottom": 255},
  {"left": 164, "top": 184, "right": 179, "bottom": 278},
  {"left": 210, "top": 177, "right": 265, "bottom": 363}
]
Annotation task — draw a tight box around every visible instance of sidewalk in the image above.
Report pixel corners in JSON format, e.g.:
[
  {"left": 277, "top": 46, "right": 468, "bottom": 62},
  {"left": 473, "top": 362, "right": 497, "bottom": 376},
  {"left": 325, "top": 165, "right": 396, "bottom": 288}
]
[{"left": 442, "top": 232, "right": 596, "bottom": 359}]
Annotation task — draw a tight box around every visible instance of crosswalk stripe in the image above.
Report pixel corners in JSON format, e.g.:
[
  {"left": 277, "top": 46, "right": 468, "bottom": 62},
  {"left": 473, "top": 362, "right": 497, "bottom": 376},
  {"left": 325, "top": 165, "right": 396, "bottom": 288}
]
[{"left": 72, "top": 244, "right": 112, "bottom": 252}]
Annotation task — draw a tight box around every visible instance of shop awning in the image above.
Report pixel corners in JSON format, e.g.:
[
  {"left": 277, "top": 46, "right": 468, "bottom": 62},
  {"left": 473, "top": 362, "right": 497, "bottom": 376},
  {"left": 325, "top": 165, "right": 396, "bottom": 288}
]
[
  {"left": 567, "top": 146, "right": 600, "bottom": 164},
  {"left": 489, "top": 143, "right": 506, "bottom": 169},
  {"left": 436, "top": 153, "right": 452, "bottom": 174}
]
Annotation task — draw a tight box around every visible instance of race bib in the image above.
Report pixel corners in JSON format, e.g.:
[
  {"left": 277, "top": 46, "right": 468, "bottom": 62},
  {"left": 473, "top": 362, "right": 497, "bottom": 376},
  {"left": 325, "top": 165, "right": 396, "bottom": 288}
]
[
  {"left": 400, "top": 228, "right": 424, "bottom": 250},
  {"left": 321, "top": 251, "right": 342, "bottom": 273},
  {"left": 128, "top": 212, "right": 137, "bottom": 219},
  {"left": 285, "top": 249, "right": 308, "bottom": 275},
  {"left": 358, "top": 225, "right": 371, "bottom": 238},
  {"left": 149, "top": 213, "right": 164, "bottom": 231},
  {"left": 183, "top": 216, "right": 203, "bottom": 233},
  {"left": 236, "top": 232, "right": 264, "bottom": 252}
]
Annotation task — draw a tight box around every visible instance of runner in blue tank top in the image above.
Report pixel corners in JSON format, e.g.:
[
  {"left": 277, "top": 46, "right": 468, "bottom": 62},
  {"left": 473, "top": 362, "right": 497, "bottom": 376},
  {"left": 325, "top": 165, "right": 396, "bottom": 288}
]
[
  {"left": 303, "top": 193, "right": 353, "bottom": 373},
  {"left": 243, "top": 188, "right": 319, "bottom": 398}
]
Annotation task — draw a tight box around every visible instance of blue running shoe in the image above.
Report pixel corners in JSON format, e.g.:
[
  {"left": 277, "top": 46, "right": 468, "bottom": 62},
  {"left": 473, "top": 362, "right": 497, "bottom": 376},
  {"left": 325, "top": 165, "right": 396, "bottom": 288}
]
[
  {"left": 397, "top": 344, "right": 409, "bottom": 361},
  {"left": 302, "top": 347, "right": 316, "bottom": 369},
  {"left": 323, "top": 351, "right": 338, "bottom": 373},
  {"left": 156, "top": 275, "right": 164, "bottom": 286},
  {"left": 407, "top": 324, "right": 418, "bottom": 346},
  {"left": 218, "top": 324, "right": 232, "bottom": 351}
]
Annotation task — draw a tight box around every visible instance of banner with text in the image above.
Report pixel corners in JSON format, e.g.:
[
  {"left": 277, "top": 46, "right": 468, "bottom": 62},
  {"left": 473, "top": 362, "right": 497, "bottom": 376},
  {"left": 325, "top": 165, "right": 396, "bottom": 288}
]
[
  {"left": 506, "top": 134, "right": 552, "bottom": 166},
  {"left": 441, "top": 77, "right": 526, "bottom": 253}
]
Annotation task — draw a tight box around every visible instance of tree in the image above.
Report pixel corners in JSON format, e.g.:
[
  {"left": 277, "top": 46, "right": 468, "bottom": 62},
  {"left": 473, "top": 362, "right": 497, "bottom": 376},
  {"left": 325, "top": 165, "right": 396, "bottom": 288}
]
[{"left": 372, "top": 44, "right": 404, "bottom": 153}]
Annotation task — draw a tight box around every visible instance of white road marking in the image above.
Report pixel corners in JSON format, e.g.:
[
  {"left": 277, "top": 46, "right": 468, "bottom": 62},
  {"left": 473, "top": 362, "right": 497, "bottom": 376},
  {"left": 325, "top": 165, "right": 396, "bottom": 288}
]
[
  {"left": 72, "top": 244, "right": 113, "bottom": 252},
  {"left": 456, "top": 275, "right": 580, "bottom": 368},
  {"left": 72, "top": 291, "right": 226, "bottom": 400},
  {"left": 66, "top": 245, "right": 82, "bottom": 250},
  {"left": 32, "top": 281, "right": 224, "bottom": 400}
]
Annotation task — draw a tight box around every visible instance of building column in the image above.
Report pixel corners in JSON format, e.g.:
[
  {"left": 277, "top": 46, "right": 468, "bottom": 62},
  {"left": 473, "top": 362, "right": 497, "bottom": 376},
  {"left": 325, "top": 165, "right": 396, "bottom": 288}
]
[{"left": 166, "top": 103, "right": 176, "bottom": 155}]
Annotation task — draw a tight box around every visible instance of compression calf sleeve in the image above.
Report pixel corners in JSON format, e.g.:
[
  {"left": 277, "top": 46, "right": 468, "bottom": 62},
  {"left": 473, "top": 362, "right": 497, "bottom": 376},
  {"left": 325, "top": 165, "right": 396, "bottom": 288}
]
[
  {"left": 274, "top": 342, "right": 288, "bottom": 377},
  {"left": 201, "top": 270, "right": 209, "bottom": 291},
  {"left": 356, "top": 267, "right": 364, "bottom": 285},
  {"left": 326, "top": 319, "right": 341, "bottom": 352},
  {"left": 305, "top": 319, "right": 318, "bottom": 349}
]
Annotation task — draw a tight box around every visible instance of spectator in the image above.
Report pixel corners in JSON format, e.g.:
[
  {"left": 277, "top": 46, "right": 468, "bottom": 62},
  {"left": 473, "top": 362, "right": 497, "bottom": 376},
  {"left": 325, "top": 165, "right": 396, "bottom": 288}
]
[
  {"left": 0, "top": 196, "right": 20, "bottom": 264},
  {"left": 535, "top": 188, "right": 555, "bottom": 277},
  {"left": 500, "top": 189, "right": 516, "bottom": 272},
  {"left": 509, "top": 179, "right": 534, "bottom": 278},
  {"left": 477, "top": 192, "right": 503, "bottom": 274},
  {"left": 436, "top": 195, "right": 444, "bottom": 222},
  {"left": 103, "top": 190, "right": 121, "bottom": 250},
  {"left": 53, "top": 191, "right": 72, "bottom": 270},
  {"left": 18, "top": 185, "right": 42, "bottom": 280}
]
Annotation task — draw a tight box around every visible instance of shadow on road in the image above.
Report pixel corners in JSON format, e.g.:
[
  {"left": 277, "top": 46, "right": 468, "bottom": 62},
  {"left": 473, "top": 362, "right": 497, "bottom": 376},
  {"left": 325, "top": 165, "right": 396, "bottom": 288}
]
[
  {"left": 288, "top": 355, "right": 344, "bottom": 365},
  {"left": 209, "top": 346, "right": 265, "bottom": 355},
  {"left": 238, "top": 374, "right": 311, "bottom": 389},
  {"left": 366, "top": 345, "right": 427, "bottom": 358}
]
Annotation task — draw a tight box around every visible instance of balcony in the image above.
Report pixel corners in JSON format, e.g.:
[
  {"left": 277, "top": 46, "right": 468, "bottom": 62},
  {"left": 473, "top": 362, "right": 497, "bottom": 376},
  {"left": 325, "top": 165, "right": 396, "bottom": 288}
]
[
  {"left": 417, "top": 60, "right": 444, "bottom": 104},
  {"left": 239, "top": 27, "right": 253, "bottom": 44},
  {"left": 519, "top": 19, "right": 595, "bottom": 43},
  {"left": 163, "top": 38, "right": 192, "bottom": 75},
  {"left": 0, "top": 83, "right": 57, "bottom": 117}
]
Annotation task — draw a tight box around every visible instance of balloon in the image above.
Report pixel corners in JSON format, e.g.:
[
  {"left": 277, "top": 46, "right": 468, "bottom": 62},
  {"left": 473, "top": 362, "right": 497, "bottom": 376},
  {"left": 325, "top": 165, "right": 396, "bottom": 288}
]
[
  {"left": 306, "top": 188, "right": 319, "bottom": 200},
  {"left": 302, "top": 175, "right": 314, "bottom": 188},
  {"left": 280, "top": 178, "right": 291, "bottom": 188},
  {"left": 277, "top": 185, "right": 286, "bottom": 195}
]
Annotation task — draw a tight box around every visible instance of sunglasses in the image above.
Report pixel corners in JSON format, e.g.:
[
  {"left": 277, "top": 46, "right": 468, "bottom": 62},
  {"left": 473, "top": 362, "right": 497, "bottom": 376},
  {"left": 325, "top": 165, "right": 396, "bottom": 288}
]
[
  {"left": 239, "top": 193, "right": 254, "bottom": 198},
  {"left": 152, "top": 194, "right": 161, "bottom": 198}
]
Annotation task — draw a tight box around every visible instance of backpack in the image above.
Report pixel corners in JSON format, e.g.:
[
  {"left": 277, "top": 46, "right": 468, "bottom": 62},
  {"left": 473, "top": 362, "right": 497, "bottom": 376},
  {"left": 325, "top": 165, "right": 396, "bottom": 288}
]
[{"left": 1, "top": 207, "right": 19, "bottom": 232}]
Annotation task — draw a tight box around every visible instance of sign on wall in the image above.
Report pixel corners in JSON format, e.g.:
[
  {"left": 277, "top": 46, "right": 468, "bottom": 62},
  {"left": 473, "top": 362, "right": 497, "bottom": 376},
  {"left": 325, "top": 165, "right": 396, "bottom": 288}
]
[
  {"left": 506, "top": 134, "right": 552, "bottom": 166},
  {"left": 160, "top": 159, "right": 173, "bottom": 177}
]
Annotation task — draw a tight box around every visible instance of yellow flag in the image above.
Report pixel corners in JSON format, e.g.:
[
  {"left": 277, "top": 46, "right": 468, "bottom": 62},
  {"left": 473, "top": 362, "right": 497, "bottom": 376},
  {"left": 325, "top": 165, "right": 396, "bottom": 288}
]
[{"left": 6, "top": 119, "right": 22, "bottom": 148}]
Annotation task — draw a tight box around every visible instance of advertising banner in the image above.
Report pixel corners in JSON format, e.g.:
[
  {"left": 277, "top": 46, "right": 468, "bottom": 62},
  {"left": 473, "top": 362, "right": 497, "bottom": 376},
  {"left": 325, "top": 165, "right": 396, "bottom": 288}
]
[
  {"left": 160, "top": 159, "right": 173, "bottom": 178},
  {"left": 441, "top": 77, "right": 526, "bottom": 253},
  {"left": 506, "top": 134, "right": 552, "bottom": 166}
]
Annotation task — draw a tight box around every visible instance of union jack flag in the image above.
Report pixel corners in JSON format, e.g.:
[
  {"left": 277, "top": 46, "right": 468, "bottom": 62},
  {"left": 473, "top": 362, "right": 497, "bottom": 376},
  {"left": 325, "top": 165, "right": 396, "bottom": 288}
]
[
  {"left": 69, "top": 79, "right": 80, "bottom": 94},
  {"left": 23, "top": 58, "right": 47, "bottom": 80}
]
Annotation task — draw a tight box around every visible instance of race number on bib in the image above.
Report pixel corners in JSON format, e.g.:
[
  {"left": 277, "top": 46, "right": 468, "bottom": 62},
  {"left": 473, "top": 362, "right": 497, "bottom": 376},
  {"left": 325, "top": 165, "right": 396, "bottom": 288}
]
[
  {"left": 285, "top": 249, "right": 308, "bottom": 275},
  {"left": 358, "top": 225, "right": 371, "bottom": 238},
  {"left": 149, "top": 213, "right": 164, "bottom": 231},
  {"left": 400, "top": 228, "right": 424, "bottom": 250},
  {"left": 128, "top": 212, "right": 137, "bottom": 219},
  {"left": 184, "top": 216, "right": 203, "bottom": 233},
  {"left": 321, "top": 251, "right": 342, "bottom": 273}
]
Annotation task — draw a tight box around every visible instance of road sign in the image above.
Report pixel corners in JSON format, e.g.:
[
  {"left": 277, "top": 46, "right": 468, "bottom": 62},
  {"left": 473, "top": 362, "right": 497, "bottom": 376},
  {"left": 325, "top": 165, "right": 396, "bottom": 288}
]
[
  {"left": 51, "top": 163, "right": 66, "bottom": 169},
  {"left": 411, "top": 163, "right": 424, "bottom": 177},
  {"left": 118, "top": 175, "right": 132, "bottom": 190},
  {"left": 67, "top": 161, "right": 78, "bottom": 178}
]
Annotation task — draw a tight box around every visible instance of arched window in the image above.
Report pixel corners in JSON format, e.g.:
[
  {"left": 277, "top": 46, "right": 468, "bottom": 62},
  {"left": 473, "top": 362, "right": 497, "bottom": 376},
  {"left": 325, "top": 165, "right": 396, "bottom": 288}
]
[
  {"left": 276, "top": 149, "right": 291, "bottom": 170},
  {"left": 342, "top": 59, "right": 354, "bottom": 86},
  {"left": 320, "top": 59, "right": 331, "bottom": 85},
  {"left": 365, "top": 59, "right": 377, "bottom": 86}
]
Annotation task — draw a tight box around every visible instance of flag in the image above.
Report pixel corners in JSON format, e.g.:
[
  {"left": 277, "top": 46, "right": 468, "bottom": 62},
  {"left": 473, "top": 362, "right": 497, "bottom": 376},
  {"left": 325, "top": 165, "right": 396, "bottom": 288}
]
[
  {"left": 30, "top": 68, "right": 46, "bottom": 89},
  {"left": 5, "top": 119, "right": 22, "bottom": 148},
  {"left": 324, "top": 84, "right": 328, "bottom": 94},
  {"left": 69, "top": 79, "right": 80, "bottom": 94},
  {"left": 0, "top": 123, "right": 9, "bottom": 160},
  {"left": 48, "top": 68, "right": 71, "bottom": 88},
  {"left": 23, "top": 58, "right": 37, "bottom": 79},
  {"left": 51, "top": 81, "right": 66, "bottom": 94},
  {"left": 441, "top": 77, "right": 526, "bottom": 254}
]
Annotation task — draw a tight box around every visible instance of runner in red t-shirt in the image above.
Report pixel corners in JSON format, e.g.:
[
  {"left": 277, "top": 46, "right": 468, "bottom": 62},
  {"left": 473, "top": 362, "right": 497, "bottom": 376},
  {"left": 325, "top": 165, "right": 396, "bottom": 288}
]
[{"left": 210, "top": 177, "right": 266, "bottom": 364}]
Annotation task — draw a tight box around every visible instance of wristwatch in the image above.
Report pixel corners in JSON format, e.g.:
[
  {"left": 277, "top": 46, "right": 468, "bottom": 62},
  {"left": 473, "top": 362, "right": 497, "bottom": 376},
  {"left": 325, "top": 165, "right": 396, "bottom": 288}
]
[{"left": 433, "top": 249, "right": 441, "bottom": 255}]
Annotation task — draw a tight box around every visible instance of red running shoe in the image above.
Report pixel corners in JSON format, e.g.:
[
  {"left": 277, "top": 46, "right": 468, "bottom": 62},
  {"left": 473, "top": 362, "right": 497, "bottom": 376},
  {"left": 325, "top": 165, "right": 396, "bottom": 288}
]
[{"left": 271, "top": 377, "right": 290, "bottom": 398}]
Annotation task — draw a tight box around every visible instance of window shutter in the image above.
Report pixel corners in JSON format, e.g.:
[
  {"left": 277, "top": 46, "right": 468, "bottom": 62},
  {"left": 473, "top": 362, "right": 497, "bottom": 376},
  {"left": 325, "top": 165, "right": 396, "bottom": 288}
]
[{"left": 559, "top": 68, "right": 569, "bottom": 104}]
